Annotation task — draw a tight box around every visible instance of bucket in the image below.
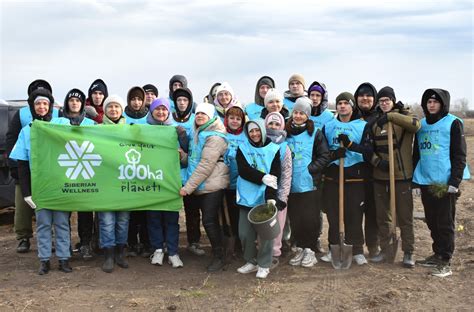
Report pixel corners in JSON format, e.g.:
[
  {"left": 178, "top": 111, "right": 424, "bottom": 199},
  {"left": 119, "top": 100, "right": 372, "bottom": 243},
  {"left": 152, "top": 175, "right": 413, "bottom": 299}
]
[{"left": 247, "top": 203, "right": 280, "bottom": 240}]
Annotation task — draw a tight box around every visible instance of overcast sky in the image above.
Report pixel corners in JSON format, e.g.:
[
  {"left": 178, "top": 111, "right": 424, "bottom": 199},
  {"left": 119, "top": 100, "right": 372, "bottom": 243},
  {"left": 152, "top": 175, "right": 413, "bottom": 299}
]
[{"left": 1, "top": 0, "right": 472, "bottom": 107}]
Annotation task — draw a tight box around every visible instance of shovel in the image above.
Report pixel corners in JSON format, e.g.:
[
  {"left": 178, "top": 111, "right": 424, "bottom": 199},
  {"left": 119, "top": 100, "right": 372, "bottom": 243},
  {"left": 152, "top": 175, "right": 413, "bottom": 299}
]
[
  {"left": 330, "top": 145, "right": 353, "bottom": 269},
  {"left": 385, "top": 121, "right": 400, "bottom": 263}
]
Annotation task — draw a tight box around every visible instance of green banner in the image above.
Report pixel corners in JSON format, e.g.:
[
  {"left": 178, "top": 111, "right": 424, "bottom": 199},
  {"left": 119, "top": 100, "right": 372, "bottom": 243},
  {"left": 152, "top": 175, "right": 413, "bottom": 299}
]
[{"left": 31, "top": 121, "right": 183, "bottom": 212}]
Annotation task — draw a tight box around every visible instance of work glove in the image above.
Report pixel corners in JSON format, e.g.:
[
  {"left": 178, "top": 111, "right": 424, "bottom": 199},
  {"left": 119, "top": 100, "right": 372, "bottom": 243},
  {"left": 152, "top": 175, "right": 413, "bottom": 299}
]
[
  {"left": 267, "top": 199, "right": 276, "bottom": 206},
  {"left": 24, "top": 196, "right": 37, "bottom": 209},
  {"left": 338, "top": 134, "right": 351, "bottom": 148},
  {"left": 412, "top": 188, "right": 421, "bottom": 197},
  {"left": 262, "top": 174, "right": 278, "bottom": 190},
  {"left": 377, "top": 114, "right": 389, "bottom": 128},
  {"left": 377, "top": 159, "right": 390, "bottom": 172},
  {"left": 84, "top": 105, "right": 98, "bottom": 118},
  {"left": 447, "top": 185, "right": 458, "bottom": 194},
  {"left": 333, "top": 147, "right": 346, "bottom": 159}
]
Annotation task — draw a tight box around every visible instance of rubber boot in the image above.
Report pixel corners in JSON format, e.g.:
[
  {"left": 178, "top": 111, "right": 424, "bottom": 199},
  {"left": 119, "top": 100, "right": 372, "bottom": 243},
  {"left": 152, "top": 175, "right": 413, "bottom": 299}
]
[
  {"left": 38, "top": 260, "right": 50, "bottom": 275},
  {"left": 207, "top": 248, "right": 225, "bottom": 272},
  {"left": 102, "top": 247, "right": 115, "bottom": 273},
  {"left": 59, "top": 259, "right": 73, "bottom": 273},
  {"left": 115, "top": 244, "right": 129, "bottom": 269}
]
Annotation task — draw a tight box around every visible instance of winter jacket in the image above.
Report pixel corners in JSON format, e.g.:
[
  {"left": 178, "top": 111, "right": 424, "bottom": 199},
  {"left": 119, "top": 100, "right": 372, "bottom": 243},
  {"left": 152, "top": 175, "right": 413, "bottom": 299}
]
[{"left": 102, "top": 115, "right": 126, "bottom": 125}]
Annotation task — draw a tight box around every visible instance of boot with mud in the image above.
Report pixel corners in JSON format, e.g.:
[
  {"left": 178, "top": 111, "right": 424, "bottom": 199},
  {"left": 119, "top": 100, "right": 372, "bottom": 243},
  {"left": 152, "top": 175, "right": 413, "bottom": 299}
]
[
  {"left": 115, "top": 244, "right": 129, "bottom": 269},
  {"left": 102, "top": 247, "right": 115, "bottom": 273}
]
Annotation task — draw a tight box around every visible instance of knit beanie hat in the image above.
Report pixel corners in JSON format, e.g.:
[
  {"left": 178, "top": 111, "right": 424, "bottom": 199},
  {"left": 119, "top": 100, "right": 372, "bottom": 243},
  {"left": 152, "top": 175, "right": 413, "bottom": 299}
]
[
  {"left": 195, "top": 102, "right": 215, "bottom": 118},
  {"left": 215, "top": 82, "right": 235, "bottom": 100},
  {"left": 27, "top": 79, "right": 52, "bottom": 96},
  {"left": 265, "top": 112, "right": 285, "bottom": 130},
  {"left": 336, "top": 92, "right": 356, "bottom": 106},
  {"left": 293, "top": 97, "right": 312, "bottom": 117},
  {"left": 172, "top": 87, "right": 193, "bottom": 104},
  {"left": 150, "top": 98, "right": 171, "bottom": 113},
  {"left": 88, "top": 79, "right": 108, "bottom": 98},
  {"left": 309, "top": 84, "right": 325, "bottom": 96},
  {"left": 143, "top": 84, "right": 158, "bottom": 97},
  {"left": 357, "top": 85, "right": 376, "bottom": 97},
  {"left": 64, "top": 88, "right": 85, "bottom": 107},
  {"left": 288, "top": 73, "right": 306, "bottom": 89},
  {"left": 103, "top": 95, "right": 125, "bottom": 112},
  {"left": 264, "top": 88, "right": 283, "bottom": 107},
  {"left": 376, "top": 86, "right": 396, "bottom": 102},
  {"left": 127, "top": 86, "right": 145, "bottom": 104}
]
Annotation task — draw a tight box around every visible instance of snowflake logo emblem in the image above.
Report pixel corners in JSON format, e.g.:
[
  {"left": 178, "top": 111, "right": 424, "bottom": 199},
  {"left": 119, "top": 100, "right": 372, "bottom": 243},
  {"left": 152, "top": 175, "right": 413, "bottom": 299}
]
[{"left": 57, "top": 141, "right": 102, "bottom": 179}]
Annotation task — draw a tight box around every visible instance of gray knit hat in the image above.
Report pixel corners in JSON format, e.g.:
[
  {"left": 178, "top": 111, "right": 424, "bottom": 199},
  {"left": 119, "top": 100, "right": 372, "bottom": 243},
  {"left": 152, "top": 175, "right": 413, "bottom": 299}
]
[{"left": 293, "top": 97, "right": 312, "bottom": 117}]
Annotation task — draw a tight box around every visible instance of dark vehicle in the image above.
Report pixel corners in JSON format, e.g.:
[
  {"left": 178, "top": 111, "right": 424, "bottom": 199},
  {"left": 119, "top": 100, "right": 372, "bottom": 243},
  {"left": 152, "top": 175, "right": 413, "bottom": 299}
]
[{"left": 0, "top": 100, "right": 28, "bottom": 208}]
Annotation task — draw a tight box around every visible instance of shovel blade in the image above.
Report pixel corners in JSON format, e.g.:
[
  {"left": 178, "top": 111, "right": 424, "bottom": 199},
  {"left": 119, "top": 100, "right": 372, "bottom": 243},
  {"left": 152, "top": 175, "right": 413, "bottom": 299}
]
[
  {"left": 330, "top": 243, "right": 353, "bottom": 270},
  {"left": 385, "top": 234, "right": 400, "bottom": 263}
]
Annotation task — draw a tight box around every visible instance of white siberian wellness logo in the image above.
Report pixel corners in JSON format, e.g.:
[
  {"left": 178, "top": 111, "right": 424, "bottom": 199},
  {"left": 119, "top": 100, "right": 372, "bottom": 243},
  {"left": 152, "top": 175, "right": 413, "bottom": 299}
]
[
  {"left": 118, "top": 149, "right": 163, "bottom": 180},
  {"left": 58, "top": 141, "right": 102, "bottom": 179}
]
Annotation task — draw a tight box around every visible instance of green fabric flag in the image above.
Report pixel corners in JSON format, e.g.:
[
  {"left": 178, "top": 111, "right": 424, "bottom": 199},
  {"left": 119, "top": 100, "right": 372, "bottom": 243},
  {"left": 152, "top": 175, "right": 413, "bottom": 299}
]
[{"left": 31, "top": 121, "right": 183, "bottom": 212}]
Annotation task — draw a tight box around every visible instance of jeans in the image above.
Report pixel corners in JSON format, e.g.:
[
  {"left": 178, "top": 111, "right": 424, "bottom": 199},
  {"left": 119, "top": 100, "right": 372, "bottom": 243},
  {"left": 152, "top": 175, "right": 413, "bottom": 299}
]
[
  {"left": 98, "top": 211, "right": 130, "bottom": 249},
  {"left": 35, "top": 209, "right": 71, "bottom": 261},
  {"left": 147, "top": 211, "right": 179, "bottom": 256}
]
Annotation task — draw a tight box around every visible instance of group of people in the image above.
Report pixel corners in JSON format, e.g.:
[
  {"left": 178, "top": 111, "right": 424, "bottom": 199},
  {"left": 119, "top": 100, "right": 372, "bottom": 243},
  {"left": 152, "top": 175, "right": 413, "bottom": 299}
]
[{"left": 5, "top": 74, "right": 469, "bottom": 279}]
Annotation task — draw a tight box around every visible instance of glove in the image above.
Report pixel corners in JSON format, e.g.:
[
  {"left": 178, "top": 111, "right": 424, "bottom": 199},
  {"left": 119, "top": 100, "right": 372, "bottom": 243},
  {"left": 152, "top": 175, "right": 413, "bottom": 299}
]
[
  {"left": 338, "top": 134, "right": 351, "bottom": 148},
  {"left": 333, "top": 147, "right": 346, "bottom": 159},
  {"left": 262, "top": 174, "right": 278, "bottom": 190},
  {"left": 10, "top": 167, "right": 19, "bottom": 180},
  {"left": 275, "top": 199, "right": 286, "bottom": 211},
  {"left": 267, "top": 199, "right": 276, "bottom": 207},
  {"left": 377, "top": 159, "right": 389, "bottom": 172},
  {"left": 84, "top": 105, "right": 98, "bottom": 118},
  {"left": 377, "top": 114, "right": 389, "bottom": 128},
  {"left": 447, "top": 185, "right": 458, "bottom": 194},
  {"left": 24, "top": 196, "right": 36, "bottom": 209},
  {"left": 412, "top": 188, "right": 421, "bottom": 197}
]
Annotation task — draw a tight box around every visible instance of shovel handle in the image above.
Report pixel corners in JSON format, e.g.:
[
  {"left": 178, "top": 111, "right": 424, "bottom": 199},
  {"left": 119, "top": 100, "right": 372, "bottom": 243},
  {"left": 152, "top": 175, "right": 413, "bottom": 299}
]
[
  {"left": 339, "top": 143, "right": 345, "bottom": 233},
  {"left": 387, "top": 121, "right": 397, "bottom": 231}
]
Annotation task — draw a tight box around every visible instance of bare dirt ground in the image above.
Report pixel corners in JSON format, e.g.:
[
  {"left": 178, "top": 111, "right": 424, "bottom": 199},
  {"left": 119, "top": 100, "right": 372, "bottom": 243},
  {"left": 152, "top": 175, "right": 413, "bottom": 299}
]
[{"left": 0, "top": 120, "right": 473, "bottom": 311}]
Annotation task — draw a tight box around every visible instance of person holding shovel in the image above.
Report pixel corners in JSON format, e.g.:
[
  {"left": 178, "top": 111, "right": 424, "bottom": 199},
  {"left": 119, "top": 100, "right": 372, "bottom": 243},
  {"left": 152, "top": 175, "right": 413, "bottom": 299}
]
[
  {"left": 369, "top": 87, "right": 420, "bottom": 268},
  {"left": 412, "top": 88, "right": 469, "bottom": 277},
  {"left": 235, "top": 119, "right": 284, "bottom": 279},
  {"left": 321, "top": 92, "right": 372, "bottom": 266}
]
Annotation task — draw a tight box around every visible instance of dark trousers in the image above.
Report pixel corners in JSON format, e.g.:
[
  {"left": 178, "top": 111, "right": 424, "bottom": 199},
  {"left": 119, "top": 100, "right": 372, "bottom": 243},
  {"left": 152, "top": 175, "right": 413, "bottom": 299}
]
[
  {"left": 78, "top": 212, "right": 94, "bottom": 245},
  {"left": 184, "top": 191, "right": 224, "bottom": 257},
  {"left": 364, "top": 183, "right": 379, "bottom": 251},
  {"left": 314, "top": 185, "right": 324, "bottom": 236},
  {"left": 421, "top": 186, "right": 457, "bottom": 261},
  {"left": 128, "top": 211, "right": 150, "bottom": 247},
  {"left": 184, "top": 194, "right": 201, "bottom": 245},
  {"left": 287, "top": 190, "right": 320, "bottom": 251},
  {"left": 223, "top": 189, "right": 240, "bottom": 238},
  {"left": 147, "top": 211, "right": 179, "bottom": 256},
  {"left": 325, "top": 181, "right": 365, "bottom": 255}
]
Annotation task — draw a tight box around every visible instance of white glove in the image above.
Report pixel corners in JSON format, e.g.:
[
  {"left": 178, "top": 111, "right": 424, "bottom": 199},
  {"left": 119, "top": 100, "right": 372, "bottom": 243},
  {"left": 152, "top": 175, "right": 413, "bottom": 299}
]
[
  {"left": 262, "top": 174, "right": 277, "bottom": 190},
  {"left": 267, "top": 199, "right": 277, "bottom": 206},
  {"left": 447, "top": 185, "right": 458, "bottom": 194},
  {"left": 412, "top": 188, "right": 421, "bottom": 197},
  {"left": 24, "top": 196, "right": 37, "bottom": 209}
]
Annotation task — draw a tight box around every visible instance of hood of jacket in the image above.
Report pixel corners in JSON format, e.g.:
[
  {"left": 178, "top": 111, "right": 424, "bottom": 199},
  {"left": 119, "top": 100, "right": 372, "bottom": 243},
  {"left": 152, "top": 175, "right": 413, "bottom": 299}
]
[
  {"left": 28, "top": 88, "right": 54, "bottom": 122},
  {"left": 354, "top": 82, "right": 378, "bottom": 117},
  {"left": 308, "top": 81, "right": 329, "bottom": 116},
  {"left": 168, "top": 75, "right": 188, "bottom": 98},
  {"left": 421, "top": 88, "right": 450, "bottom": 123},
  {"left": 254, "top": 76, "right": 275, "bottom": 106}
]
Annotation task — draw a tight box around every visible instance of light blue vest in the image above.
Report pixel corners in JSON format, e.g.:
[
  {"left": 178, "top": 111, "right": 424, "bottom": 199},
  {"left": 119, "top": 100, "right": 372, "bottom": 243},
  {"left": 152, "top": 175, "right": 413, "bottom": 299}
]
[
  {"left": 224, "top": 132, "right": 246, "bottom": 190},
  {"left": 20, "top": 106, "right": 59, "bottom": 128},
  {"left": 9, "top": 124, "right": 32, "bottom": 163},
  {"left": 310, "top": 109, "right": 334, "bottom": 130},
  {"left": 51, "top": 116, "right": 95, "bottom": 126},
  {"left": 173, "top": 114, "right": 195, "bottom": 184},
  {"left": 245, "top": 102, "right": 264, "bottom": 121},
  {"left": 283, "top": 98, "right": 295, "bottom": 112},
  {"left": 236, "top": 141, "right": 280, "bottom": 208},
  {"left": 413, "top": 114, "right": 471, "bottom": 185},
  {"left": 324, "top": 118, "right": 366, "bottom": 168},
  {"left": 286, "top": 129, "right": 317, "bottom": 193},
  {"left": 187, "top": 129, "right": 227, "bottom": 191},
  {"left": 125, "top": 115, "right": 147, "bottom": 125}
]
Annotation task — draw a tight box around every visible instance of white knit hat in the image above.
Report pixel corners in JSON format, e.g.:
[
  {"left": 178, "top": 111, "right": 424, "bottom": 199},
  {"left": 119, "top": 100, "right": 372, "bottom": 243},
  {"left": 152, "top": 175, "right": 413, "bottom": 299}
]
[
  {"left": 215, "top": 82, "right": 234, "bottom": 99},
  {"left": 103, "top": 95, "right": 125, "bottom": 112},
  {"left": 195, "top": 102, "right": 215, "bottom": 118},
  {"left": 264, "top": 88, "right": 283, "bottom": 107}
]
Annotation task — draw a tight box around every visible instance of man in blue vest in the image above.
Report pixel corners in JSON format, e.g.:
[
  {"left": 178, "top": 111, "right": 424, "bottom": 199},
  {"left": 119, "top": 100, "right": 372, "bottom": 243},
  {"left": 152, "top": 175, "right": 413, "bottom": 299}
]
[{"left": 413, "top": 88, "right": 469, "bottom": 277}]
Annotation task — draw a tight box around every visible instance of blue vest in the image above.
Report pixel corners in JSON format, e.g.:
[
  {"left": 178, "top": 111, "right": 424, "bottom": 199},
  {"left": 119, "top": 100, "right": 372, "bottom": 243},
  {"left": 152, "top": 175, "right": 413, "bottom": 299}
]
[
  {"left": 224, "top": 132, "right": 246, "bottom": 189},
  {"left": 245, "top": 102, "right": 264, "bottom": 121},
  {"left": 236, "top": 141, "right": 280, "bottom": 208},
  {"left": 413, "top": 114, "right": 471, "bottom": 185},
  {"left": 125, "top": 115, "right": 147, "bottom": 125},
  {"left": 286, "top": 130, "right": 317, "bottom": 193},
  {"left": 310, "top": 109, "right": 334, "bottom": 130},
  {"left": 9, "top": 124, "right": 32, "bottom": 163},
  {"left": 20, "top": 106, "right": 59, "bottom": 128},
  {"left": 324, "top": 118, "right": 366, "bottom": 168},
  {"left": 51, "top": 116, "right": 95, "bottom": 126},
  {"left": 283, "top": 98, "right": 295, "bottom": 112},
  {"left": 173, "top": 114, "right": 195, "bottom": 184},
  {"left": 187, "top": 129, "right": 227, "bottom": 191}
]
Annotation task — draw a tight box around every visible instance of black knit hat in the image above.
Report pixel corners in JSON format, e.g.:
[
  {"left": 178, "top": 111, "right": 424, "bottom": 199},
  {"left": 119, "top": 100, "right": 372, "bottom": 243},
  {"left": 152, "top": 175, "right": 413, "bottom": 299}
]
[
  {"left": 27, "top": 79, "right": 52, "bottom": 96},
  {"left": 88, "top": 79, "right": 108, "bottom": 99},
  {"left": 143, "top": 84, "right": 158, "bottom": 97},
  {"left": 377, "top": 86, "right": 396, "bottom": 102},
  {"left": 64, "top": 88, "right": 86, "bottom": 107}
]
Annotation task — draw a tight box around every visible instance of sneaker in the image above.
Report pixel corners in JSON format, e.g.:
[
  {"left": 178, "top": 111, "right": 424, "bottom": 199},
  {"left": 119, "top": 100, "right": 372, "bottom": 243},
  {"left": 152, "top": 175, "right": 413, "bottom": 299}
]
[
  {"left": 320, "top": 251, "right": 332, "bottom": 263},
  {"left": 431, "top": 263, "right": 452, "bottom": 277},
  {"left": 353, "top": 254, "right": 368, "bottom": 265},
  {"left": 168, "top": 254, "right": 184, "bottom": 268},
  {"left": 17, "top": 239, "right": 30, "bottom": 253},
  {"left": 301, "top": 248, "right": 318, "bottom": 267},
  {"left": 187, "top": 243, "right": 205, "bottom": 256},
  {"left": 369, "top": 252, "right": 386, "bottom": 263},
  {"left": 79, "top": 244, "right": 93, "bottom": 260},
  {"left": 289, "top": 247, "right": 304, "bottom": 266},
  {"left": 402, "top": 252, "right": 415, "bottom": 268},
  {"left": 416, "top": 254, "right": 442, "bottom": 267},
  {"left": 256, "top": 267, "right": 270, "bottom": 279},
  {"left": 237, "top": 262, "right": 258, "bottom": 274},
  {"left": 150, "top": 249, "right": 164, "bottom": 265}
]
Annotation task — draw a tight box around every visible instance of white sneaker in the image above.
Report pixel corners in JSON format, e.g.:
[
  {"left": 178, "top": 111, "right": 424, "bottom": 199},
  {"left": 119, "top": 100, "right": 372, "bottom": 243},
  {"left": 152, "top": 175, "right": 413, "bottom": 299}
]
[
  {"left": 237, "top": 262, "right": 258, "bottom": 274},
  {"left": 289, "top": 247, "right": 304, "bottom": 266},
  {"left": 353, "top": 254, "right": 368, "bottom": 265},
  {"left": 301, "top": 248, "right": 317, "bottom": 267},
  {"left": 168, "top": 254, "right": 184, "bottom": 268},
  {"left": 320, "top": 251, "right": 332, "bottom": 263},
  {"left": 256, "top": 267, "right": 270, "bottom": 279},
  {"left": 150, "top": 249, "right": 164, "bottom": 265}
]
